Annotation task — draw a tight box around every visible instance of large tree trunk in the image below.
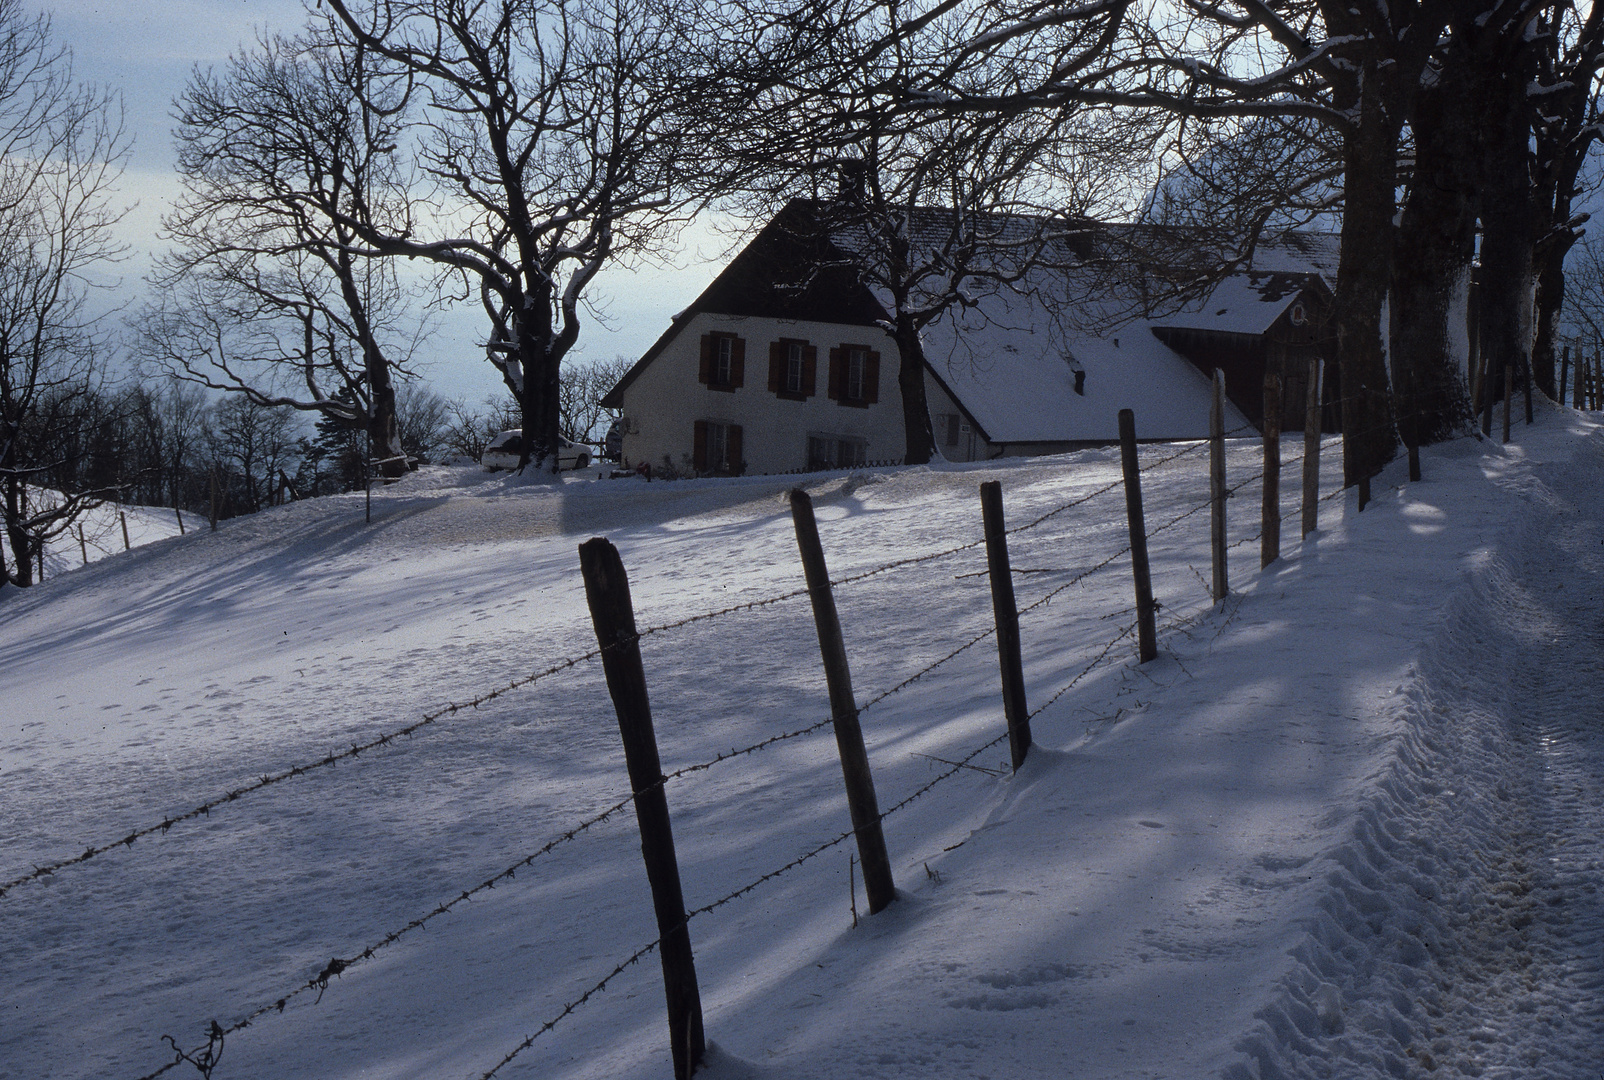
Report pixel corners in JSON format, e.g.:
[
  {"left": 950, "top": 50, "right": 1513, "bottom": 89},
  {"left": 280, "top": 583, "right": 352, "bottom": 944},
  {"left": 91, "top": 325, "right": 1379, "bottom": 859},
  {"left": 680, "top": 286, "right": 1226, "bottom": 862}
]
[
  {"left": 1476, "top": 61, "right": 1539, "bottom": 420},
  {"left": 513, "top": 280, "right": 563, "bottom": 475},
  {"left": 1333, "top": 67, "right": 1401, "bottom": 486},
  {"left": 1532, "top": 239, "right": 1572, "bottom": 400},
  {"left": 1390, "top": 66, "right": 1477, "bottom": 445},
  {"left": 893, "top": 314, "right": 936, "bottom": 466}
]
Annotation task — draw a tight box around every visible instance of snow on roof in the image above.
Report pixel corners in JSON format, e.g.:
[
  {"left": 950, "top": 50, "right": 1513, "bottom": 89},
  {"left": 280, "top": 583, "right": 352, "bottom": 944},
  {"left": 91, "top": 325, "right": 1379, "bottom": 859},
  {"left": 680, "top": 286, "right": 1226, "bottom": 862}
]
[
  {"left": 921, "top": 286, "right": 1251, "bottom": 444},
  {"left": 1149, "top": 272, "right": 1323, "bottom": 337}
]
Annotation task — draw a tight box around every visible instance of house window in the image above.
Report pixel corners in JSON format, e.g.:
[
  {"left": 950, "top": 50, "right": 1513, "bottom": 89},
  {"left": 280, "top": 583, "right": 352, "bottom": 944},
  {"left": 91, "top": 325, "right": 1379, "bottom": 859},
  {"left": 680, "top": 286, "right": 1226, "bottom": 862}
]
[
  {"left": 807, "top": 434, "right": 867, "bottom": 470},
  {"left": 786, "top": 343, "right": 805, "bottom": 393},
  {"left": 828, "top": 343, "right": 880, "bottom": 407},
  {"left": 694, "top": 419, "right": 743, "bottom": 475},
  {"left": 768, "top": 338, "right": 816, "bottom": 400},
  {"left": 846, "top": 347, "right": 867, "bottom": 400},
  {"left": 699, "top": 333, "right": 744, "bottom": 392}
]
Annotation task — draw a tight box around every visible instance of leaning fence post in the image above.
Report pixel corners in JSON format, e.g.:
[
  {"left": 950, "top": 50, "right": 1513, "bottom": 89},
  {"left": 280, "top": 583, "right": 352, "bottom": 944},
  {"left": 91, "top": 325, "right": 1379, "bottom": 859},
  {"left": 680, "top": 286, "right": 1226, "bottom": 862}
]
[
  {"left": 1302, "top": 355, "right": 1320, "bottom": 537},
  {"left": 175, "top": 507, "right": 185, "bottom": 535},
  {"left": 979, "top": 481, "right": 1030, "bottom": 771},
  {"left": 788, "top": 488, "right": 896, "bottom": 913},
  {"left": 1261, "top": 371, "right": 1281, "bottom": 568},
  {"left": 1209, "top": 370, "right": 1228, "bottom": 601},
  {"left": 577, "top": 538, "right": 705, "bottom": 1080},
  {"left": 1117, "top": 410, "right": 1158, "bottom": 664},
  {"left": 119, "top": 511, "right": 131, "bottom": 552}
]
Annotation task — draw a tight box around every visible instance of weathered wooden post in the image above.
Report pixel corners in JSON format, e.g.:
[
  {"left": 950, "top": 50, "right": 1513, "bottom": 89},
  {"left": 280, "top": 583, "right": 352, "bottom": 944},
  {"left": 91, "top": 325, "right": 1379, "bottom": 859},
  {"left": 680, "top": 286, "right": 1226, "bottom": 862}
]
[
  {"left": 1574, "top": 348, "right": 1585, "bottom": 409},
  {"left": 1117, "top": 410, "right": 1158, "bottom": 663},
  {"left": 1560, "top": 345, "right": 1570, "bottom": 407},
  {"left": 77, "top": 525, "right": 87, "bottom": 565},
  {"left": 577, "top": 538, "right": 705, "bottom": 1080},
  {"left": 979, "top": 481, "right": 1031, "bottom": 771},
  {"left": 1261, "top": 371, "right": 1281, "bottom": 568},
  {"left": 789, "top": 489, "right": 896, "bottom": 913},
  {"left": 1302, "top": 355, "right": 1321, "bottom": 537},
  {"left": 1210, "top": 370, "right": 1228, "bottom": 601},
  {"left": 174, "top": 507, "right": 185, "bottom": 535},
  {"left": 119, "top": 511, "right": 131, "bottom": 551}
]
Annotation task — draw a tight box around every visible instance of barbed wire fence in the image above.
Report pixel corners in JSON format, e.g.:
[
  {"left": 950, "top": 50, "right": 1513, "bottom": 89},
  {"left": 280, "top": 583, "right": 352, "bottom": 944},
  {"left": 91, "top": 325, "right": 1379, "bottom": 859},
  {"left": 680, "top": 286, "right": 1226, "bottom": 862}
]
[{"left": 7, "top": 389, "right": 1495, "bottom": 1080}]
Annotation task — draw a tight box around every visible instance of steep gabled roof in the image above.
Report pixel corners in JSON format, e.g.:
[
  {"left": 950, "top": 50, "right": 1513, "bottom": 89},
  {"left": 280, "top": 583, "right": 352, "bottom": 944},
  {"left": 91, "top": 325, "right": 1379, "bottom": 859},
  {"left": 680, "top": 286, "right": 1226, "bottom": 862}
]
[{"left": 601, "top": 202, "right": 886, "bottom": 408}]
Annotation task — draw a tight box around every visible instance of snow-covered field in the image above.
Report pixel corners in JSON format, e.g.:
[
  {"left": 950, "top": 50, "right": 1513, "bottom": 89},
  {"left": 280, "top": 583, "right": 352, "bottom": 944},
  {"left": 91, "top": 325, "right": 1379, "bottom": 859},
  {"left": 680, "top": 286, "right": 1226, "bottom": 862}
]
[{"left": 3, "top": 405, "right": 1602, "bottom": 1080}]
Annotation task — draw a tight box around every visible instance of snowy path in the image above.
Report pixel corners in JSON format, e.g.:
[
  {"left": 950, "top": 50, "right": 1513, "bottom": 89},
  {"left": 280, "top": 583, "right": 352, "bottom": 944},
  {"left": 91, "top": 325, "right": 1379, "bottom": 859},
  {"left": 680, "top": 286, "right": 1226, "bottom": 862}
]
[{"left": 3, "top": 414, "right": 1603, "bottom": 1080}]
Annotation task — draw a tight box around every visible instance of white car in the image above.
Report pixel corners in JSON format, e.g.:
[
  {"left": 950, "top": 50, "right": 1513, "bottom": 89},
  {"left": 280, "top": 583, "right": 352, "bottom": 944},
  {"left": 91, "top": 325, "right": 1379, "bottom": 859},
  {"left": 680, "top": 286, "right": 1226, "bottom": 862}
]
[{"left": 481, "top": 430, "right": 592, "bottom": 471}]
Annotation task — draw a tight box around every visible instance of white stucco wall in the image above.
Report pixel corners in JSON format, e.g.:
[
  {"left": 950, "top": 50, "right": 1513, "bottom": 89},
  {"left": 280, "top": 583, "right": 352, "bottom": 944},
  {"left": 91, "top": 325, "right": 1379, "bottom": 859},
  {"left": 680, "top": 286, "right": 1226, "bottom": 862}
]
[{"left": 617, "top": 313, "right": 905, "bottom": 475}]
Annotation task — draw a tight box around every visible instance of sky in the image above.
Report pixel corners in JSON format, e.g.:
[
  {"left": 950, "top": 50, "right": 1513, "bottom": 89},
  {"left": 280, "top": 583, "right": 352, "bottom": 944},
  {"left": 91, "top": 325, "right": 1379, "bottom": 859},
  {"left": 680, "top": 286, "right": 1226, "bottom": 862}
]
[{"left": 34, "top": 0, "right": 734, "bottom": 403}]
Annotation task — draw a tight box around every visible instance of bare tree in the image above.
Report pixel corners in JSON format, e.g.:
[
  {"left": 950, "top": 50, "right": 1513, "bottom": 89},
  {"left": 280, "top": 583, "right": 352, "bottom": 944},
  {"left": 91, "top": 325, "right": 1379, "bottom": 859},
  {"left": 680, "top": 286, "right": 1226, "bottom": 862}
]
[
  {"left": 0, "top": 0, "right": 128, "bottom": 589},
  {"left": 146, "top": 32, "right": 426, "bottom": 479},
  {"left": 315, "top": 0, "right": 724, "bottom": 472},
  {"left": 559, "top": 355, "right": 631, "bottom": 446},
  {"left": 713, "top": 0, "right": 1141, "bottom": 464}
]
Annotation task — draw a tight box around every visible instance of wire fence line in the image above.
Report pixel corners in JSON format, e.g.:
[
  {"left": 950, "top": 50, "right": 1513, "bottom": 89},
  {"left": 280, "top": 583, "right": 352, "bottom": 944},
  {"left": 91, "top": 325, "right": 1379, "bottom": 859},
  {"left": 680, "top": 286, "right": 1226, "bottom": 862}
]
[
  {"left": 15, "top": 431, "right": 1259, "bottom": 903},
  {"left": 475, "top": 608, "right": 1153, "bottom": 1080},
  {"left": 111, "top": 410, "right": 1475, "bottom": 1078}
]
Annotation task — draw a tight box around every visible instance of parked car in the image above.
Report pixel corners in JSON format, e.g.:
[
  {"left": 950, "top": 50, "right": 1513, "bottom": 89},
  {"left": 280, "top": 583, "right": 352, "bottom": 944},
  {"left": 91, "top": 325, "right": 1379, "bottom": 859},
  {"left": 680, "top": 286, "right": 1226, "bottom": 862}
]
[{"left": 481, "top": 430, "right": 592, "bottom": 471}]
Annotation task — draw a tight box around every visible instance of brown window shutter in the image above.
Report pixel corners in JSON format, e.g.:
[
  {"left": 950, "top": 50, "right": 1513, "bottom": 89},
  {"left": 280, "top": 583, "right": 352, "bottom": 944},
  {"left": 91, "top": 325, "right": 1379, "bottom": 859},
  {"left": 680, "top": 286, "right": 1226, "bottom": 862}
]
[
  {"left": 693, "top": 420, "right": 708, "bottom": 472},
  {"left": 802, "top": 345, "right": 818, "bottom": 396},
  {"left": 731, "top": 337, "right": 746, "bottom": 388},
  {"left": 828, "top": 346, "right": 844, "bottom": 400},
  {"left": 864, "top": 350, "right": 881, "bottom": 404},
  {"left": 727, "top": 424, "right": 743, "bottom": 474},
  {"left": 698, "top": 335, "right": 712, "bottom": 384},
  {"left": 768, "top": 340, "right": 783, "bottom": 392}
]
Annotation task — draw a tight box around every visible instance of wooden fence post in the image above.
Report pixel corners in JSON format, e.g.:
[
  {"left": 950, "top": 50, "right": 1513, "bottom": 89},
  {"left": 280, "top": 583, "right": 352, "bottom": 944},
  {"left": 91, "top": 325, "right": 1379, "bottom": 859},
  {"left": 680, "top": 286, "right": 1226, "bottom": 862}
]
[
  {"left": 1560, "top": 345, "right": 1570, "bottom": 407},
  {"left": 119, "top": 511, "right": 131, "bottom": 551},
  {"left": 77, "top": 525, "right": 87, "bottom": 565},
  {"left": 1302, "top": 355, "right": 1320, "bottom": 537},
  {"left": 577, "top": 538, "right": 705, "bottom": 1080},
  {"left": 1117, "top": 410, "right": 1158, "bottom": 663},
  {"left": 979, "top": 481, "right": 1031, "bottom": 771},
  {"left": 788, "top": 489, "right": 896, "bottom": 913},
  {"left": 175, "top": 507, "right": 185, "bottom": 535},
  {"left": 1210, "top": 370, "right": 1228, "bottom": 601},
  {"left": 1261, "top": 371, "right": 1281, "bottom": 569},
  {"left": 1574, "top": 349, "right": 1586, "bottom": 410}
]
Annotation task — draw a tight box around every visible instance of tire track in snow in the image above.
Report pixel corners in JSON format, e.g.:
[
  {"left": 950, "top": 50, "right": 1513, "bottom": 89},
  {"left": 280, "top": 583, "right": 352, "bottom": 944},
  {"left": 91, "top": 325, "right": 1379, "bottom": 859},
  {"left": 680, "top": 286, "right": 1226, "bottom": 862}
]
[{"left": 1229, "top": 438, "right": 1604, "bottom": 1080}]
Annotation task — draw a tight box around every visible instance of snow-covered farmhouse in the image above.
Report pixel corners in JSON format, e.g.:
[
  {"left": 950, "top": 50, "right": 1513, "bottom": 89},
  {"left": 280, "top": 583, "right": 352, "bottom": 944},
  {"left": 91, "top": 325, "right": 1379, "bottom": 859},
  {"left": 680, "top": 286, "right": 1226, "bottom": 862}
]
[{"left": 602, "top": 202, "right": 1335, "bottom": 476}]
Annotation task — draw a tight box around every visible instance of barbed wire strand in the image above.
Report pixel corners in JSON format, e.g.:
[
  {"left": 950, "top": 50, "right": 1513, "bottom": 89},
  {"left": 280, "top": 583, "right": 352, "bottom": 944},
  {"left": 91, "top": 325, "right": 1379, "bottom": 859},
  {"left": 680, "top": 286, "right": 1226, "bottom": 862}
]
[{"left": 478, "top": 614, "right": 1146, "bottom": 1080}]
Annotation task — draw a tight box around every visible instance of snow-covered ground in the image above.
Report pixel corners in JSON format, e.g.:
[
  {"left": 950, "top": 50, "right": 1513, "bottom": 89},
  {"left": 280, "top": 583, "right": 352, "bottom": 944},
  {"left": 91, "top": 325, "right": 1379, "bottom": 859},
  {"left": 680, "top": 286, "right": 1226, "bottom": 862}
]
[
  {"left": 3, "top": 405, "right": 1602, "bottom": 1080},
  {"left": 34, "top": 495, "right": 187, "bottom": 580}
]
